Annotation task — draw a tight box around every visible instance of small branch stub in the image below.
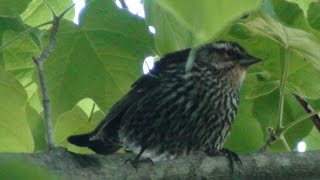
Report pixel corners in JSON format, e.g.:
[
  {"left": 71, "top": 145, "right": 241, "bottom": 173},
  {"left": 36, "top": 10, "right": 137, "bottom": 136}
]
[{"left": 258, "top": 127, "right": 277, "bottom": 153}]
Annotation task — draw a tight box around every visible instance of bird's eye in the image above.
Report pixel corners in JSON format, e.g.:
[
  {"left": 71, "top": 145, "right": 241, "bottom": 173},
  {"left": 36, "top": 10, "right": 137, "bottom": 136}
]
[{"left": 227, "top": 50, "right": 236, "bottom": 56}]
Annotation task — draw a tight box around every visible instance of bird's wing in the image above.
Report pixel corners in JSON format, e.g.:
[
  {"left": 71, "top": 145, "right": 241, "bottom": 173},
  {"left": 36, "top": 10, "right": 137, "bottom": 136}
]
[
  {"left": 91, "top": 48, "right": 192, "bottom": 137},
  {"left": 68, "top": 48, "right": 191, "bottom": 154}
]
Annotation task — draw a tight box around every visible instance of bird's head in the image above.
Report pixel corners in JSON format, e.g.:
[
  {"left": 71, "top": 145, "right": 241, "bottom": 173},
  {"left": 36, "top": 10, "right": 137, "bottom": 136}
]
[{"left": 196, "top": 41, "right": 261, "bottom": 86}]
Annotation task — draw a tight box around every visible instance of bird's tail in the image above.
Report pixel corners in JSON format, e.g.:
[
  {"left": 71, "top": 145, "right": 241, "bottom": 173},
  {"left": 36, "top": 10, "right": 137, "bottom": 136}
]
[
  {"left": 67, "top": 134, "right": 91, "bottom": 147},
  {"left": 68, "top": 134, "right": 122, "bottom": 155}
]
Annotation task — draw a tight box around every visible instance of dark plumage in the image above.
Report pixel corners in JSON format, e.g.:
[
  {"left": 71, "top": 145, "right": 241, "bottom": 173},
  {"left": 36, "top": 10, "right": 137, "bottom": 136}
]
[{"left": 68, "top": 41, "right": 260, "bottom": 162}]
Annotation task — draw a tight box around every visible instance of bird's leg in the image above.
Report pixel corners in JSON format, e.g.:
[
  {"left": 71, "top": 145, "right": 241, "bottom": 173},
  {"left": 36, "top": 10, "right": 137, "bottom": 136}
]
[
  {"left": 205, "top": 148, "right": 241, "bottom": 173},
  {"left": 124, "top": 146, "right": 154, "bottom": 168}
]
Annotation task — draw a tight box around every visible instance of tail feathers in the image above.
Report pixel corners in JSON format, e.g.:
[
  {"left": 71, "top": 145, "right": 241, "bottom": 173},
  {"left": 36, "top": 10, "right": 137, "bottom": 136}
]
[
  {"left": 67, "top": 134, "right": 91, "bottom": 147},
  {"left": 67, "top": 134, "right": 122, "bottom": 155}
]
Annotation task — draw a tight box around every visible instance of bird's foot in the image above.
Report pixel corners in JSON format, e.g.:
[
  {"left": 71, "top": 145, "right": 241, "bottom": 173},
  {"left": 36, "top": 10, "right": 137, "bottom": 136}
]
[
  {"left": 124, "top": 157, "right": 154, "bottom": 169},
  {"left": 205, "top": 148, "right": 241, "bottom": 173}
]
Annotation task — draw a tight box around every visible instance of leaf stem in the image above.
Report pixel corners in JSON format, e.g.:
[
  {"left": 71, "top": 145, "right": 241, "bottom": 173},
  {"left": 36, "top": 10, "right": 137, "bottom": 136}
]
[
  {"left": 276, "top": 48, "right": 289, "bottom": 133},
  {"left": 279, "top": 135, "right": 291, "bottom": 151},
  {"left": 43, "top": 0, "right": 56, "bottom": 17},
  {"left": 0, "top": 21, "right": 53, "bottom": 50},
  {"left": 119, "top": 0, "right": 128, "bottom": 9},
  {"left": 280, "top": 110, "right": 320, "bottom": 135}
]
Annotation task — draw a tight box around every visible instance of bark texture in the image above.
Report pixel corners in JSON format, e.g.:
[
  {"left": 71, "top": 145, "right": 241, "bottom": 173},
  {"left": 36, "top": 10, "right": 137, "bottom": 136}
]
[{"left": 1, "top": 148, "right": 319, "bottom": 179}]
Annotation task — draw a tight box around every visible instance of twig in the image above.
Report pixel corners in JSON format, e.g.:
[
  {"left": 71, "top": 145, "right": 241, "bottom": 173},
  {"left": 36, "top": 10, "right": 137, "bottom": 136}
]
[
  {"left": 32, "top": 16, "right": 60, "bottom": 150},
  {"left": 257, "top": 127, "right": 277, "bottom": 153},
  {"left": 294, "top": 94, "right": 320, "bottom": 131},
  {"left": 32, "top": 0, "right": 90, "bottom": 151},
  {"left": 119, "top": 0, "right": 128, "bottom": 9}
]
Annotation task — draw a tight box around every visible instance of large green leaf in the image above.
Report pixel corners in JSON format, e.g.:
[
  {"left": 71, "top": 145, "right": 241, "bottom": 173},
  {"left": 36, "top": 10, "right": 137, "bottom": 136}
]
[
  {"left": 225, "top": 95, "right": 264, "bottom": 152},
  {"left": 2, "top": 30, "right": 40, "bottom": 87},
  {"left": 287, "top": 63, "right": 320, "bottom": 99},
  {"left": 26, "top": 104, "right": 46, "bottom": 151},
  {"left": 0, "top": 17, "right": 27, "bottom": 67},
  {"left": 2, "top": 29, "right": 42, "bottom": 113},
  {"left": 44, "top": 0, "right": 154, "bottom": 120},
  {"left": 285, "top": 0, "right": 318, "bottom": 16},
  {"left": 155, "top": 0, "right": 259, "bottom": 45},
  {"left": 230, "top": 11, "right": 320, "bottom": 100},
  {"left": 20, "top": 0, "right": 74, "bottom": 28},
  {"left": 0, "top": 70, "right": 34, "bottom": 152},
  {"left": 0, "top": 0, "right": 32, "bottom": 17},
  {"left": 252, "top": 90, "right": 313, "bottom": 151},
  {"left": 303, "top": 127, "right": 320, "bottom": 150},
  {"left": 307, "top": 1, "right": 320, "bottom": 31},
  {"left": 54, "top": 105, "right": 104, "bottom": 154},
  {"left": 144, "top": 0, "right": 197, "bottom": 54},
  {"left": 238, "top": 11, "right": 320, "bottom": 71}
]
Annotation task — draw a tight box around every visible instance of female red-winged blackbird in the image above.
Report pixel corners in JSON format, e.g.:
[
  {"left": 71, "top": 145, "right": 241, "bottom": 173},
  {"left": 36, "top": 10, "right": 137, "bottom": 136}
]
[{"left": 68, "top": 41, "right": 260, "bottom": 165}]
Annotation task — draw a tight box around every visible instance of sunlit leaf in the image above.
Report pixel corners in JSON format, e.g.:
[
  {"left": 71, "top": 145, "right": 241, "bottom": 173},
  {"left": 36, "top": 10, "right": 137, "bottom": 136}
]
[
  {"left": 0, "top": 70, "right": 34, "bottom": 152},
  {"left": 238, "top": 11, "right": 320, "bottom": 70},
  {"left": 26, "top": 104, "right": 46, "bottom": 151},
  {"left": 156, "top": 0, "right": 259, "bottom": 45},
  {"left": 144, "top": 0, "right": 196, "bottom": 54},
  {"left": 44, "top": 0, "right": 154, "bottom": 121},
  {"left": 20, "top": 0, "right": 74, "bottom": 28},
  {"left": 54, "top": 105, "right": 103, "bottom": 154}
]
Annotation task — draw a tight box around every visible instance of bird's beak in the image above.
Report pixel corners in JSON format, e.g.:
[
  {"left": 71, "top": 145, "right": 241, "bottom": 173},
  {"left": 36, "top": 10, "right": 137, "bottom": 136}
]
[{"left": 239, "top": 55, "right": 261, "bottom": 66}]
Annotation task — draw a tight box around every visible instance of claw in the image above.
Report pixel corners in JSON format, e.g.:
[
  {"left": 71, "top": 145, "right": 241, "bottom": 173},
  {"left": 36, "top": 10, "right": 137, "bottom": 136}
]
[
  {"left": 220, "top": 148, "right": 241, "bottom": 173},
  {"left": 123, "top": 146, "right": 154, "bottom": 169},
  {"left": 205, "top": 148, "right": 241, "bottom": 173}
]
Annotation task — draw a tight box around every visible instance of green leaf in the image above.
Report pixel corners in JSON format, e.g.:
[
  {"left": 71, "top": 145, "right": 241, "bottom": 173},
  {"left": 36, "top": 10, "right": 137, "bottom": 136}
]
[
  {"left": 307, "top": 1, "right": 320, "bottom": 31},
  {"left": 54, "top": 106, "right": 103, "bottom": 154},
  {"left": 303, "top": 127, "right": 320, "bottom": 150},
  {"left": 44, "top": 0, "right": 154, "bottom": 120},
  {"left": 0, "top": 17, "right": 27, "bottom": 67},
  {"left": 225, "top": 97, "right": 264, "bottom": 152},
  {"left": 20, "top": 0, "right": 74, "bottom": 28},
  {"left": 238, "top": 11, "right": 320, "bottom": 71},
  {"left": 0, "top": 70, "right": 34, "bottom": 152},
  {"left": 26, "top": 104, "right": 46, "bottom": 151},
  {"left": 155, "top": 0, "right": 259, "bottom": 45},
  {"left": 0, "top": 0, "right": 32, "bottom": 17},
  {"left": 253, "top": 89, "right": 313, "bottom": 151},
  {"left": 268, "top": 0, "right": 308, "bottom": 28},
  {"left": 77, "top": 98, "right": 102, "bottom": 117},
  {"left": 287, "top": 63, "right": 320, "bottom": 99},
  {"left": 2, "top": 30, "right": 40, "bottom": 87},
  {"left": 144, "top": 0, "right": 197, "bottom": 54},
  {"left": 246, "top": 80, "right": 279, "bottom": 99},
  {"left": 285, "top": 0, "right": 317, "bottom": 16}
]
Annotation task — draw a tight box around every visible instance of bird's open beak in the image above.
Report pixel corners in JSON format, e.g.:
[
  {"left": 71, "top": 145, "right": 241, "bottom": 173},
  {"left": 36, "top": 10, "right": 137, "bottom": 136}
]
[{"left": 239, "top": 55, "right": 261, "bottom": 66}]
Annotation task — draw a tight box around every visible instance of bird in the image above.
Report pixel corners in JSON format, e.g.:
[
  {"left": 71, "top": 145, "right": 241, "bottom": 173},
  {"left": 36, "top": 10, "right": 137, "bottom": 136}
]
[{"left": 68, "top": 40, "right": 261, "bottom": 166}]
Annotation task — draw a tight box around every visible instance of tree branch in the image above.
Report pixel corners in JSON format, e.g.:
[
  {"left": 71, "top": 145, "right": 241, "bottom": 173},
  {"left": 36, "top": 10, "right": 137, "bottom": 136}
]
[
  {"left": 119, "top": 0, "right": 128, "bottom": 10},
  {"left": 1, "top": 149, "right": 320, "bottom": 179},
  {"left": 32, "top": 16, "right": 60, "bottom": 150},
  {"left": 294, "top": 94, "right": 320, "bottom": 131}
]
